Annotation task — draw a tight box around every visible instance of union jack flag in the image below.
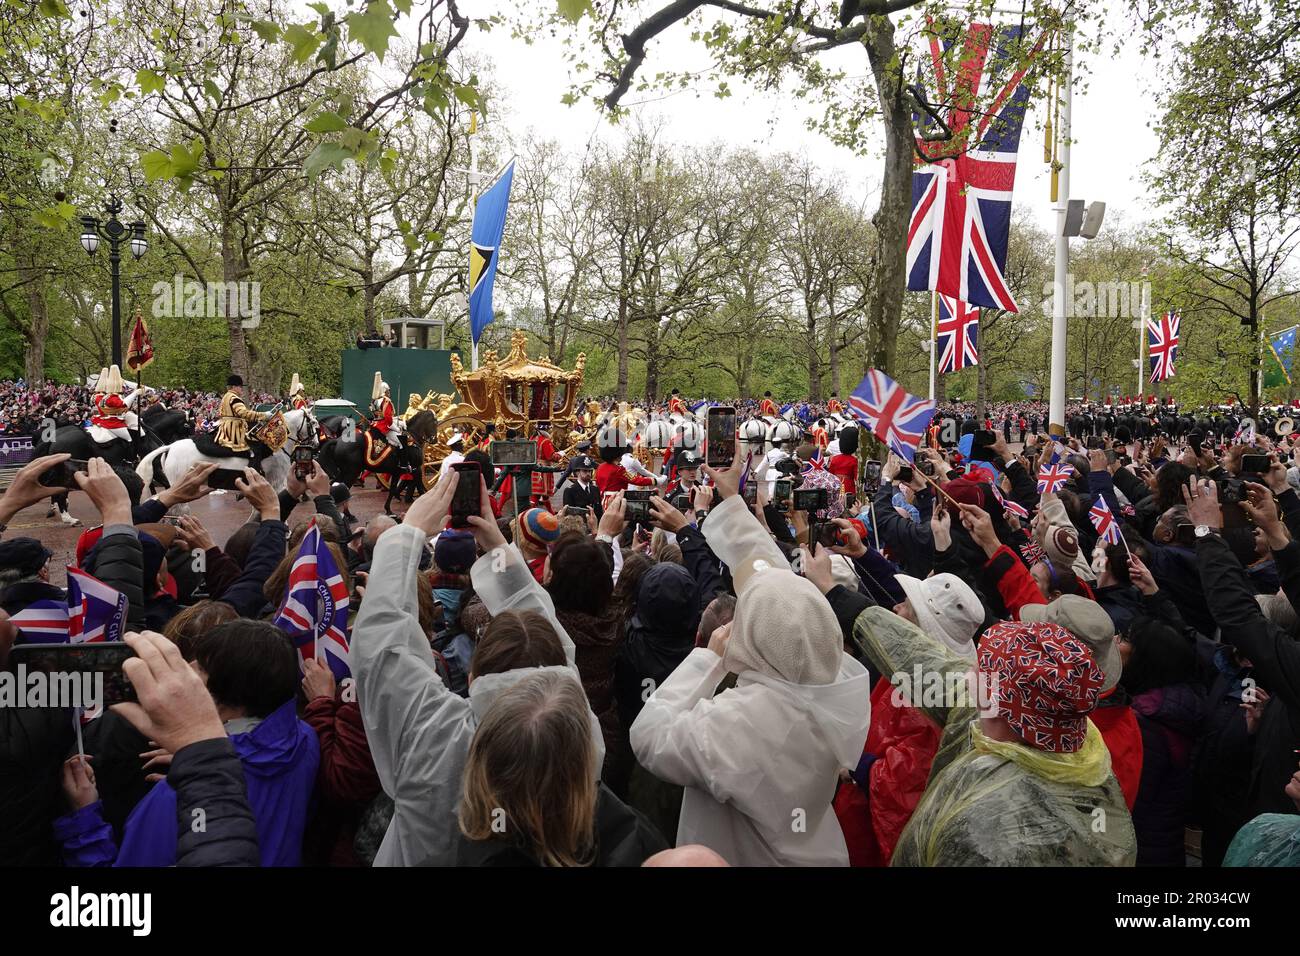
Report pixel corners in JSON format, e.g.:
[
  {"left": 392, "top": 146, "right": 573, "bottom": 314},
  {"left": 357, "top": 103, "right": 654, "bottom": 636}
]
[
  {"left": 1037, "top": 461, "right": 1074, "bottom": 495},
  {"left": 10, "top": 567, "right": 127, "bottom": 645},
  {"left": 990, "top": 480, "right": 1029, "bottom": 519},
  {"left": 1148, "top": 311, "right": 1180, "bottom": 382},
  {"left": 906, "top": 22, "right": 1044, "bottom": 311},
  {"left": 936, "top": 294, "right": 980, "bottom": 373},
  {"left": 802, "top": 445, "right": 825, "bottom": 475},
  {"left": 848, "top": 369, "right": 938, "bottom": 463},
  {"left": 1089, "top": 495, "right": 1122, "bottom": 545},
  {"left": 272, "top": 520, "right": 351, "bottom": 680}
]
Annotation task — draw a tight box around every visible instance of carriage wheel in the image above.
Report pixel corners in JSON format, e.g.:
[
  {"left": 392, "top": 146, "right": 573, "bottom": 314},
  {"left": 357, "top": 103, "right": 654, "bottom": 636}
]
[{"left": 421, "top": 414, "right": 487, "bottom": 488}]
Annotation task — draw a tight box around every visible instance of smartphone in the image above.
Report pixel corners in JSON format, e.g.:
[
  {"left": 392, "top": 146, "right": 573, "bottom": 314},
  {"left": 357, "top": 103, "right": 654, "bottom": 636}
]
[
  {"left": 1188, "top": 431, "right": 1204, "bottom": 456},
  {"left": 1174, "top": 522, "right": 1196, "bottom": 548},
  {"left": 9, "top": 642, "right": 136, "bottom": 706},
  {"left": 918, "top": 458, "right": 935, "bottom": 477},
  {"left": 206, "top": 467, "right": 247, "bottom": 491},
  {"left": 449, "top": 462, "right": 481, "bottom": 528},
  {"left": 624, "top": 488, "right": 653, "bottom": 522},
  {"left": 490, "top": 440, "right": 537, "bottom": 467},
  {"left": 562, "top": 505, "right": 588, "bottom": 518},
  {"left": 1241, "top": 454, "right": 1270, "bottom": 475},
  {"left": 670, "top": 493, "right": 692, "bottom": 512},
  {"left": 897, "top": 465, "right": 914, "bottom": 483},
  {"left": 774, "top": 479, "right": 793, "bottom": 507},
  {"left": 793, "top": 487, "right": 828, "bottom": 512},
  {"left": 742, "top": 484, "right": 758, "bottom": 507},
  {"left": 292, "top": 445, "right": 315, "bottom": 480},
  {"left": 864, "top": 460, "right": 883, "bottom": 483},
  {"left": 817, "top": 522, "right": 843, "bottom": 549},
  {"left": 706, "top": 406, "right": 737, "bottom": 468}
]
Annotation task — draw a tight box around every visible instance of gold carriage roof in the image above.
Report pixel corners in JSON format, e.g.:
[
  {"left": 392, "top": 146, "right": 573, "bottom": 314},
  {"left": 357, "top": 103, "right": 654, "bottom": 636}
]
[
  {"left": 446, "top": 330, "right": 586, "bottom": 430},
  {"left": 449, "top": 330, "right": 585, "bottom": 385}
]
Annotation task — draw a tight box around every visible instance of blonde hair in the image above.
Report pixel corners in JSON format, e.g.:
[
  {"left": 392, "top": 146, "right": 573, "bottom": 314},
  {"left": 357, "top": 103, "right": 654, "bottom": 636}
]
[{"left": 458, "top": 670, "right": 598, "bottom": 866}]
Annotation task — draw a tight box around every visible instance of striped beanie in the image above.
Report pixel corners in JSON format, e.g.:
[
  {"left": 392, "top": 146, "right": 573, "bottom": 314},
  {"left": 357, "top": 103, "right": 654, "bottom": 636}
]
[{"left": 516, "top": 508, "right": 560, "bottom": 553}]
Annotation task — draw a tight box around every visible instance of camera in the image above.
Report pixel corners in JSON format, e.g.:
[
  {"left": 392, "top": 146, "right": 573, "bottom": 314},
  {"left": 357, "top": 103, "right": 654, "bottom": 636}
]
[
  {"left": 490, "top": 439, "right": 537, "bottom": 467},
  {"left": 793, "top": 487, "right": 828, "bottom": 512},
  {"left": 742, "top": 484, "right": 758, "bottom": 507},
  {"left": 773, "top": 479, "right": 792, "bottom": 507},
  {"left": 918, "top": 457, "right": 935, "bottom": 477},
  {"left": 897, "top": 465, "right": 913, "bottom": 484},
  {"left": 670, "top": 493, "right": 691, "bottom": 512},
  {"left": 774, "top": 458, "right": 800, "bottom": 477},
  {"left": 624, "top": 489, "right": 652, "bottom": 522},
  {"left": 292, "top": 444, "right": 315, "bottom": 480}
]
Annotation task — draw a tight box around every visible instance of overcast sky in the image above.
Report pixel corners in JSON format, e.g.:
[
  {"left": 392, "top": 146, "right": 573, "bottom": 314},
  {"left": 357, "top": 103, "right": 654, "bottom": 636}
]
[{"left": 468, "top": 1, "right": 1163, "bottom": 237}]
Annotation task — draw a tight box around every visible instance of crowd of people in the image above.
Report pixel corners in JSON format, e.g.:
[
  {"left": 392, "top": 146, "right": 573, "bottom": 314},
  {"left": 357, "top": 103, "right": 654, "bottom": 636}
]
[
  {"left": 0, "top": 379, "right": 277, "bottom": 437},
  {"left": 5, "top": 375, "right": 1300, "bottom": 868}
]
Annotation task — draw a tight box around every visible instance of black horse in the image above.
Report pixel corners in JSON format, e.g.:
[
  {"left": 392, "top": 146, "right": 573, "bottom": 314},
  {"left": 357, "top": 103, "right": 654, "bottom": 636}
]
[
  {"left": 316, "top": 411, "right": 438, "bottom": 515},
  {"left": 31, "top": 409, "right": 193, "bottom": 525}
]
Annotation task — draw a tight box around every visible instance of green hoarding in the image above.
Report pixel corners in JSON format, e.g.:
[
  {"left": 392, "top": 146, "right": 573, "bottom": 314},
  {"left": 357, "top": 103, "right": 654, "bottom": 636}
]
[{"left": 340, "top": 348, "right": 458, "bottom": 417}]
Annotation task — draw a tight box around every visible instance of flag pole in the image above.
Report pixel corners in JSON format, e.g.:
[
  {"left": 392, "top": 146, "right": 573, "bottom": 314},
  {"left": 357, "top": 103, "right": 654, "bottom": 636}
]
[
  {"left": 928, "top": 292, "right": 938, "bottom": 400},
  {"left": 1137, "top": 277, "right": 1148, "bottom": 401},
  {"left": 468, "top": 111, "right": 481, "bottom": 371},
  {"left": 1048, "top": 21, "right": 1073, "bottom": 439}
]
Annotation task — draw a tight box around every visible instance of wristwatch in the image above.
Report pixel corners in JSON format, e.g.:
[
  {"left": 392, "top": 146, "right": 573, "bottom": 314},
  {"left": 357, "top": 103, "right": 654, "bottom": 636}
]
[{"left": 1194, "top": 525, "right": 1219, "bottom": 539}]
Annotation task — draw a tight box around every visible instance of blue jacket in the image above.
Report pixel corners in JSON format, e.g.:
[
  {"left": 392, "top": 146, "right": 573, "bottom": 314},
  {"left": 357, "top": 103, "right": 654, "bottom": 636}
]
[{"left": 55, "top": 700, "right": 319, "bottom": 867}]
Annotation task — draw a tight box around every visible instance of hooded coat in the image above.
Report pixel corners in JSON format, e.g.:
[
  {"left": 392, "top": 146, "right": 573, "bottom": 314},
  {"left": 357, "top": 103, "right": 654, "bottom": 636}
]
[
  {"left": 54, "top": 699, "right": 319, "bottom": 866},
  {"left": 351, "top": 525, "right": 606, "bottom": 867},
  {"left": 852, "top": 606, "right": 1136, "bottom": 867},
  {"left": 629, "top": 495, "right": 872, "bottom": 866}
]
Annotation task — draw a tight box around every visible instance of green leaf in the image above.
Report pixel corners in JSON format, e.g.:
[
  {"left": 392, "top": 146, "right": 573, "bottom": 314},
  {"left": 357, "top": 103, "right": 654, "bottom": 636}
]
[
  {"left": 250, "top": 20, "right": 281, "bottom": 43},
  {"left": 283, "top": 23, "right": 323, "bottom": 63},
  {"left": 346, "top": 0, "right": 399, "bottom": 61},
  {"left": 556, "top": 0, "right": 593, "bottom": 23},
  {"left": 203, "top": 78, "right": 223, "bottom": 102},
  {"left": 136, "top": 69, "right": 165, "bottom": 95},
  {"left": 392, "top": 0, "right": 413, "bottom": 13},
  {"left": 304, "top": 110, "right": 348, "bottom": 133},
  {"left": 38, "top": 0, "right": 70, "bottom": 18},
  {"left": 304, "top": 142, "right": 352, "bottom": 178},
  {"left": 140, "top": 150, "right": 174, "bottom": 182}
]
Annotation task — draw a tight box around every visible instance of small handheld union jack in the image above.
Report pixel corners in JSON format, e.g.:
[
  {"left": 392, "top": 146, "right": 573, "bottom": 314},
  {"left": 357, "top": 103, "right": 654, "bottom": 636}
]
[
  {"left": 1088, "top": 495, "right": 1125, "bottom": 548},
  {"left": 273, "top": 520, "right": 352, "bottom": 680},
  {"left": 1037, "top": 461, "right": 1075, "bottom": 495},
  {"left": 848, "top": 369, "right": 938, "bottom": 463},
  {"left": 990, "top": 480, "right": 1029, "bottom": 519}
]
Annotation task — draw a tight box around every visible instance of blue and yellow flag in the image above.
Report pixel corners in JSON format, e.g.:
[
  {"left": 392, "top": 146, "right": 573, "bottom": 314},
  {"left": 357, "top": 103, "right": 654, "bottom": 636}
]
[
  {"left": 468, "top": 159, "right": 516, "bottom": 345},
  {"left": 1266, "top": 326, "right": 1297, "bottom": 388}
]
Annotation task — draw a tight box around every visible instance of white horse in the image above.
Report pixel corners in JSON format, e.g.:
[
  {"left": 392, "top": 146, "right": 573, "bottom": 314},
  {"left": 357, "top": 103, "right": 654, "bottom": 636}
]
[{"left": 134, "top": 408, "right": 319, "bottom": 502}]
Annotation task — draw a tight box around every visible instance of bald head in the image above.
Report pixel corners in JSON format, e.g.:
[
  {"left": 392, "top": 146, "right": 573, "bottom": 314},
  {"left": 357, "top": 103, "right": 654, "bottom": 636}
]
[
  {"left": 642, "top": 844, "right": 729, "bottom": 867},
  {"left": 363, "top": 515, "right": 397, "bottom": 557}
]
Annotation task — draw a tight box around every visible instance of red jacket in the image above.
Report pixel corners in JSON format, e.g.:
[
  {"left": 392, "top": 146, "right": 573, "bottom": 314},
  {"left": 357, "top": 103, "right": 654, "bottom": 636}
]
[
  {"left": 595, "top": 460, "right": 655, "bottom": 495},
  {"left": 828, "top": 453, "right": 858, "bottom": 495}
]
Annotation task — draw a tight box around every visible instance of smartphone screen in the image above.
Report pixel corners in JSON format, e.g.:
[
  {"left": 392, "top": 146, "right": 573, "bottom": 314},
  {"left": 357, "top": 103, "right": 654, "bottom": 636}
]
[
  {"left": 706, "top": 407, "right": 736, "bottom": 468},
  {"left": 1241, "top": 454, "right": 1270, "bottom": 475},
  {"left": 449, "top": 462, "right": 481, "bottom": 528},
  {"left": 206, "top": 467, "right": 246, "bottom": 491},
  {"left": 9, "top": 642, "right": 136, "bottom": 706}
]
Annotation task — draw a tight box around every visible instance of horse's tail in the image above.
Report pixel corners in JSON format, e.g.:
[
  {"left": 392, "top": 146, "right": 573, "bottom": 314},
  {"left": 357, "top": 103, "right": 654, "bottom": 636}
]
[{"left": 136, "top": 445, "right": 168, "bottom": 496}]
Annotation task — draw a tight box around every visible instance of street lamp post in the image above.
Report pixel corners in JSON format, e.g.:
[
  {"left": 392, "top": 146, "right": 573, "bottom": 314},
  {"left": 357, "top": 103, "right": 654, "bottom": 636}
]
[{"left": 79, "top": 195, "right": 147, "bottom": 368}]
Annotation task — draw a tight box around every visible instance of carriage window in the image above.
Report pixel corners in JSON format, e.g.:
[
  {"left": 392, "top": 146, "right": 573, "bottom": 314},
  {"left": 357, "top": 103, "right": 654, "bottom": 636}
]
[
  {"left": 505, "top": 382, "right": 523, "bottom": 415},
  {"left": 528, "top": 383, "right": 550, "bottom": 421},
  {"left": 552, "top": 382, "right": 567, "bottom": 411}
]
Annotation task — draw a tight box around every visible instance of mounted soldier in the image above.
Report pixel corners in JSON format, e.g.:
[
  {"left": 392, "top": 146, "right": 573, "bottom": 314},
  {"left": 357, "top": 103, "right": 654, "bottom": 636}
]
[
  {"left": 288, "top": 372, "right": 310, "bottom": 412},
  {"left": 192, "top": 373, "right": 273, "bottom": 467},
  {"left": 370, "top": 372, "right": 401, "bottom": 448},
  {"left": 87, "top": 365, "right": 136, "bottom": 456}
]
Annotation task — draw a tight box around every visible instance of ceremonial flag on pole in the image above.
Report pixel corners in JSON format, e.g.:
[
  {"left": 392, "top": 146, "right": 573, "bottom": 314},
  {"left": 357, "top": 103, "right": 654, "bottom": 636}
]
[
  {"left": 848, "top": 369, "right": 938, "bottom": 463},
  {"left": 906, "top": 22, "right": 1045, "bottom": 311},
  {"left": 272, "top": 520, "right": 352, "bottom": 680},
  {"left": 125, "top": 310, "right": 154, "bottom": 371},
  {"left": 936, "top": 294, "right": 980, "bottom": 373},
  {"left": 9, "top": 568, "right": 127, "bottom": 645},
  {"left": 1146, "top": 311, "right": 1180, "bottom": 383},
  {"left": 1265, "top": 326, "right": 1297, "bottom": 388},
  {"left": 1089, "top": 495, "right": 1122, "bottom": 545},
  {"left": 468, "top": 159, "right": 516, "bottom": 347}
]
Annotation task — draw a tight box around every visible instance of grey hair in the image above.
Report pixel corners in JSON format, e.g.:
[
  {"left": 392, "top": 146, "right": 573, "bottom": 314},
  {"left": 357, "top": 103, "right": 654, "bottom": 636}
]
[{"left": 1257, "top": 591, "right": 1298, "bottom": 635}]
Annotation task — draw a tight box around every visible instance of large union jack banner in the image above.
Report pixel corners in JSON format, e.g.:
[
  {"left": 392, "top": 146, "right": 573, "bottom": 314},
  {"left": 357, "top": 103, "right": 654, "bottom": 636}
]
[
  {"left": 1147, "top": 311, "right": 1180, "bottom": 383},
  {"left": 848, "top": 369, "right": 937, "bottom": 463},
  {"left": 937, "top": 293, "right": 980, "bottom": 373},
  {"left": 907, "top": 22, "right": 1044, "bottom": 312}
]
